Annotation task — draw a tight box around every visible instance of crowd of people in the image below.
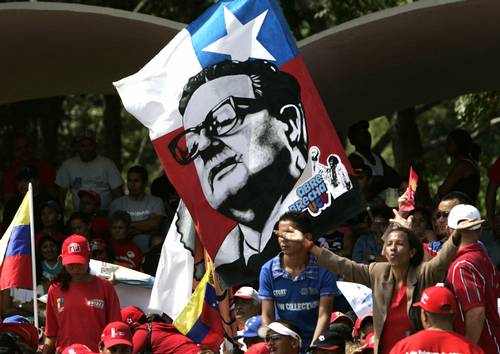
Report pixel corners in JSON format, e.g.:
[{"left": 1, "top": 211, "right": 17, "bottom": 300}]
[{"left": 0, "top": 121, "right": 499, "bottom": 354}]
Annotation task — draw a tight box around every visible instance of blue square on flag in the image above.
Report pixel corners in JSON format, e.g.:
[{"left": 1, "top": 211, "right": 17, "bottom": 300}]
[{"left": 115, "top": 0, "right": 364, "bottom": 288}]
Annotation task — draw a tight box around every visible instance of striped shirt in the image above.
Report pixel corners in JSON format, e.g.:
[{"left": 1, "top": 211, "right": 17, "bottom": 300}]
[{"left": 446, "top": 243, "right": 500, "bottom": 354}]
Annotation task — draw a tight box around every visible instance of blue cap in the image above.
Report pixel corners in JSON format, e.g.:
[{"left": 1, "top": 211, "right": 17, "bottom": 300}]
[
  {"left": 241, "top": 316, "right": 262, "bottom": 338},
  {"left": 3, "top": 315, "right": 30, "bottom": 324}
]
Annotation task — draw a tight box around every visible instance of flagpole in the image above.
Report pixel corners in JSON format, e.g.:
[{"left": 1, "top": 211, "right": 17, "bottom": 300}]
[{"left": 28, "top": 183, "right": 39, "bottom": 329}]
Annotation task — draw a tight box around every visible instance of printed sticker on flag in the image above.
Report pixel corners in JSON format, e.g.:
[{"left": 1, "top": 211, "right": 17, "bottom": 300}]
[{"left": 114, "top": 0, "right": 364, "bottom": 288}]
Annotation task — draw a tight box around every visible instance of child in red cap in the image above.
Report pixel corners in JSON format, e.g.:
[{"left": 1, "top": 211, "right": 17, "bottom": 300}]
[
  {"left": 42, "top": 235, "right": 121, "bottom": 354},
  {"left": 99, "top": 321, "right": 133, "bottom": 354}
]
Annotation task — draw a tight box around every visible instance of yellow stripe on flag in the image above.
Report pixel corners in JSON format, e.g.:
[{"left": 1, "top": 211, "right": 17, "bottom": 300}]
[
  {"left": 0, "top": 190, "right": 31, "bottom": 264},
  {"left": 173, "top": 267, "right": 213, "bottom": 335}
]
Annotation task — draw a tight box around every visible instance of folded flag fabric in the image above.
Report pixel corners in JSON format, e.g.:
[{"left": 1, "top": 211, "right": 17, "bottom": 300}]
[
  {"left": 114, "top": 0, "right": 365, "bottom": 288},
  {"left": 173, "top": 267, "right": 224, "bottom": 351},
  {"left": 0, "top": 190, "right": 33, "bottom": 290}
]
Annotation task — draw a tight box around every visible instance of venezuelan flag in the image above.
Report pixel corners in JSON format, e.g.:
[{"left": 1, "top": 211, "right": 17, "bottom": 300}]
[
  {"left": 0, "top": 191, "right": 33, "bottom": 290},
  {"left": 174, "top": 267, "right": 224, "bottom": 351}
]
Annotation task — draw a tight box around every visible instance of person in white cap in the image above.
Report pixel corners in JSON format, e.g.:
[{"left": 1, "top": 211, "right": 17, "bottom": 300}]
[
  {"left": 260, "top": 320, "right": 302, "bottom": 354},
  {"left": 234, "top": 286, "right": 261, "bottom": 330},
  {"left": 444, "top": 204, "right": 500, "bottom": 354}
]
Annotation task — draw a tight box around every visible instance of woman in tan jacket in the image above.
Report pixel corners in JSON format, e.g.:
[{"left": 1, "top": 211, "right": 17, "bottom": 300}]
[{"left": 275, "top": 218, "right": 483, "bottom": 354}]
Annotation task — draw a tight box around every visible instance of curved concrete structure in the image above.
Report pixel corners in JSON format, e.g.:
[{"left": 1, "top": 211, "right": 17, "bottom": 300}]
[{"left": 1, "top": 0, "right": 500, "bottom": 131}]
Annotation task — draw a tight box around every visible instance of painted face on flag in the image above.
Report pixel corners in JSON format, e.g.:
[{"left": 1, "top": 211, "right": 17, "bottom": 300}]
[{"left": 172, "top": 60, "right": 308, "bottom": 228}]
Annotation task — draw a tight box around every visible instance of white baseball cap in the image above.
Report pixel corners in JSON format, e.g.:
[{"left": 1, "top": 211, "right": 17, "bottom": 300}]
[
  {"left": 447, "top": 204, "right": 482, "bottom": 230},
  {"left": 234, "top": 286, "right": 259, "bottom": 302}
]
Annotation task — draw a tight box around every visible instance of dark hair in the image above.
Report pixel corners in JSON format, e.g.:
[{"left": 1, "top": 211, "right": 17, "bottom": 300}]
[
  {"left": 388, "top": 227, "right": 424, "bottom": 266},
  {"left": 128, "top": 165, "right": 148, "bottom": 183},
  {"left": 440, "top": 191, "right": 473, "bottom": 206},
  {"left": 0, "top": 332, "right": 19, "bottom": 354},
  {"left": 410, "top": 207, "right": 432, "bottom": 228},
  {"left": 328, "top": 323, "right": 353, "bottom": 341},
  {"left": 110, "top": 210, "right": 132, "bottom": 226},
  {"left": 426, "top": 311, "right": 455, "bottom": 324},
  {"left": 178, "top": 59, "right": 302, "bottom": 119},
  {"left": 347, "top": 120, "right": 370, "bottom": 142},
  {"left": 278, "top": 211, "right": 312, "bottom": 234},
  {"left": 52, "top": 267, "right": 72, "bottom": 291},
  {"left": 274, "top": 319, "right": 302, "bottom": 339},
  {"left": 447, "top": 129, "right": 480, "bottom": 161},
  {"left": 67, "top": 211, "right": 90, "bottom": 225}
]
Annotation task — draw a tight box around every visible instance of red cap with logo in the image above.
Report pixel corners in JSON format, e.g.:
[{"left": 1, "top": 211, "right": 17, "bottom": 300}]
[
  {"left": 60, "top": 235, "right": 90, "bottom": 265},
  {"left": 412, "top": 284, "right": 457, "bottom": 315},
  {"left": 62, "top": 344, "right": 97, "bottom": 354},
  {"left": 330, "top": 311, "right": 354, "bottom": 327},
  {"left": 121, "top": 306, "right": 145, "bottom": 328},
  {"left": 100, "top": 321, "right": 133, "bottom": 348}
]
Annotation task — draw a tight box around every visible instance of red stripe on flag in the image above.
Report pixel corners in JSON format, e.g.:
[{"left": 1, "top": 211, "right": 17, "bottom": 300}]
[
  {"left": 280, "top": 56, "right": 353, "bottom": 174},
  {"left": 0, "top": 254, "right": 33, "bottom": 290},
  {"left": 152, "top": 131, "right": 236, "bottom": 258}
]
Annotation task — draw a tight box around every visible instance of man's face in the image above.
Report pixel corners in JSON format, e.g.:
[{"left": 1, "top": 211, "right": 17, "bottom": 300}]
[
  {"left": 14, "top": 137, "right": 33, "bottom": 162},
  {"left": 78, "top": 138, "right": 97, "bottom": 162},
  {"left": 127, "top": 172, "right": 146, "bottom": 197},
  {"left": 234, "top": 298, "right": 259, "bottom": 324},
  {"left": 182, "top": 75, "right": 292, "bottom": 216},
  {"left": 79, "top": 195, "right": 98, "bottom": 214},
  {"left": 433, "top": 199, "right": 460, "bottom": 237},
  {"left": 266, "top": 330, "right": 299, "bottom": 354},
  {"left": 101, "top": 344, "right": 132, "bottom": 354},
  {"left": 277, "top": 220, "right": 308, "bottom": 256}
]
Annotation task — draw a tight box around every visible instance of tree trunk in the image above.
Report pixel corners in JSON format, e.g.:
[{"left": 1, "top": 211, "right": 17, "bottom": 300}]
[
  {"left": 102, "top": 95, "right": 122, "bottom": 170},
  {"left": 392, "top": 108, "right": 432, "bottom": 206}
]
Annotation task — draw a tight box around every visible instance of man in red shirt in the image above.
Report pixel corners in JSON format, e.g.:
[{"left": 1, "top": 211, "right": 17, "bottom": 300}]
[
  {"left": 121, "top": 307, "right": 209, "bottom": 354},
  {"left": 445, "top": 204, "right": 500, "bottom": 353},
  {"left": 390, "top": 284, "right": 484, "bottom": 354}
]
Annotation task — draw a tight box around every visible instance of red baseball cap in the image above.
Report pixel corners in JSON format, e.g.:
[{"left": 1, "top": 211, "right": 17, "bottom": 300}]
[
  {"left": 101, "top": 321, "right": 133, "bottom": 349},
  {"left": 330, "top": 311, "right": 354, "bottom": 327},
  {"left": 121, "top": 306, "right": 145, "bottom": 328},
  {"left": 60, "top": 235, "right": 90, "bottom": 265},
  {"left": 62, "top": 344, "right": 96, "bottom": 354},
  {"left": 413, "top": 284, "right": 457, "bottom": 315},
  {"left": 78, "top": 190, "right": 101, "bottom": 208},
  {"left": 353, "top": 313, "right": 373, "bottom": 339},
  {"left": 0, "top": 316, "right": 39, "bottom": 350}
]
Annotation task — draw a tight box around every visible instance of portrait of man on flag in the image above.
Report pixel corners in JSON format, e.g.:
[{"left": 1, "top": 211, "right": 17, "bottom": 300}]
[
  {"left": 115, "top": 0, "right": 365, "bottom": 288},
  {"left": 168, "top": 59, "right": 308, "bottom": 276}
]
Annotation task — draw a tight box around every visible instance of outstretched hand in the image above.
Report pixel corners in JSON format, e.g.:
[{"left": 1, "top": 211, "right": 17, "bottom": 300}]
[
  {"left": 389, "top": 208, "right": 413, "bottom": 229},
  {"left": 273, "top": 225, "right": 306, "bottom": 243},
  {"left": 455, "top": 218, "right": 485, "bottom": 230}
]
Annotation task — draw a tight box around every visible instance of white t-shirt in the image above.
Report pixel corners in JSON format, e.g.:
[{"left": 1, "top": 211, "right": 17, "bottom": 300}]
[
  {"left": 56, "top": 155, "right": 123, "bottom": 211},
  {"left": 109, "top": 194, "right": 166, "bottom": 252}
]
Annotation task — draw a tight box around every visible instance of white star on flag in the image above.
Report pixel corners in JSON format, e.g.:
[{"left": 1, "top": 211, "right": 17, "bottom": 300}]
[{"left": 202, "top": 6, "right": 276, "bottom": 62}]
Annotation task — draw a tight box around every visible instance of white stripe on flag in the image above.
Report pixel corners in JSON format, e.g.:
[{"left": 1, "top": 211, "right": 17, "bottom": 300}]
[
  {"left": 148, "top": 201, "right": 196, "bottom": 319},
  {"left": 114, "top": 28, "right": 202, "bottom": 140}
]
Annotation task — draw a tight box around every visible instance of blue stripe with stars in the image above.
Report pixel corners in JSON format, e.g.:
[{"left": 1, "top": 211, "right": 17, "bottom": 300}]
[{"left": 187, "top": 0, "right": 299, "bottom": 68}]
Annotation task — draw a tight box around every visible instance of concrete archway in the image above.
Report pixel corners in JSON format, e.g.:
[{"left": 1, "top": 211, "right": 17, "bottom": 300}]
[{"left": 1, "top": 0, "right": 500, "bottom": 132}]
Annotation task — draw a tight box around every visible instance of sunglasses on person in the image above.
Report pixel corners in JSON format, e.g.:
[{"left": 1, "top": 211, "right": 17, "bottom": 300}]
[
  {"left": 265, "top": 334, "right": 283, "bottom": 343},
  {"left": 169, "top": 96, "right": 266, "bottom": 165},
  {"left": 434, "top": 211, "right": 450, "bottom": 219}
]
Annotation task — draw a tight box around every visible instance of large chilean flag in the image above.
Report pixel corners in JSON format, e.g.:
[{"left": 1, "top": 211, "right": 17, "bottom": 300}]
[
  {"left": 0, "top": 191, "right": 33, "bottom": 290},
  {"left": 115, "top": 0, "right": 364, "bottom": 288}
]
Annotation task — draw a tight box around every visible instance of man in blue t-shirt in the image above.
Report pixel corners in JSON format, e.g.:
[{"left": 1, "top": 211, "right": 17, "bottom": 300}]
[{"left": 259, "top": 211, "right": 339, "bottom": 353}]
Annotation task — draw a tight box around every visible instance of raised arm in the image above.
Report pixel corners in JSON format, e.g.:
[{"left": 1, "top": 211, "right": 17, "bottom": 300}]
[{"left": 275, "top": 226, "right": 371, "bottom": 286}]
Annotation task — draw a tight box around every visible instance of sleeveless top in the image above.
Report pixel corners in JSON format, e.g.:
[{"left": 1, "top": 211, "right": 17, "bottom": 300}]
[
  {"left": 449, "top": 157, "right": 480, "bottom": 203},
  {"left": 351, "top": 151, "right": 384, "bottom": 176}
]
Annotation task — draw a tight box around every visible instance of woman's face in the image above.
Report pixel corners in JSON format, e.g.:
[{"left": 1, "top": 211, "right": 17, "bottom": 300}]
[
  {"left": 65, "top": 263, "right": 88, "bottom": 279},
  {"left": 384, "top": 231, "right": 415, "bottom": 268},
  {"left": 40, "top": 239, "right": 58, "bottom": 261}
]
